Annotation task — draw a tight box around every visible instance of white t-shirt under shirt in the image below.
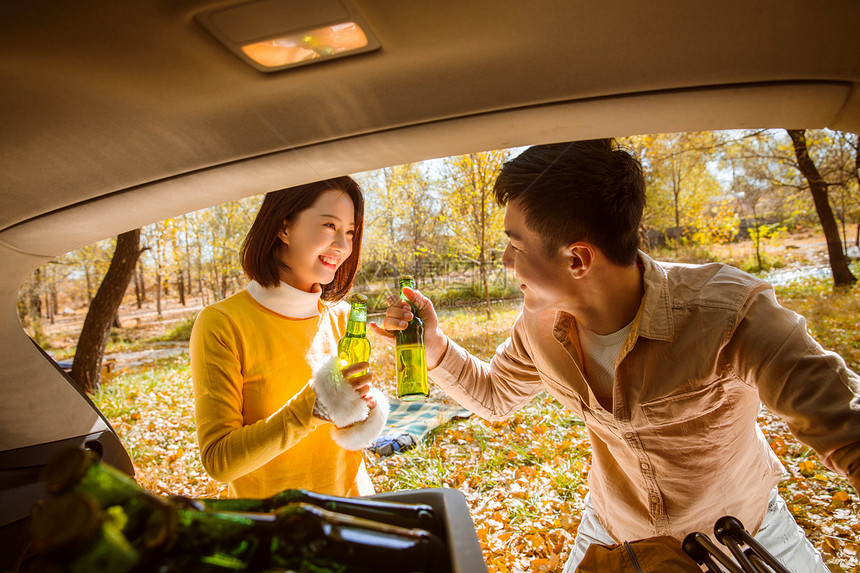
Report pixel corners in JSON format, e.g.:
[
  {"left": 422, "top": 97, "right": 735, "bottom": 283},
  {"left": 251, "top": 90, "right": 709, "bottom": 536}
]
[{"left": 575, "top": 320, "right": 633, "bottom": 406}]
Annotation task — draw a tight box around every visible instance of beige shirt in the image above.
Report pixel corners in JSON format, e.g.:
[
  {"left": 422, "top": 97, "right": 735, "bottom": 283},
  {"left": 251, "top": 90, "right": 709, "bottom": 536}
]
[{"left": 431, "top": 252, "right": 860, "bottom": 541}]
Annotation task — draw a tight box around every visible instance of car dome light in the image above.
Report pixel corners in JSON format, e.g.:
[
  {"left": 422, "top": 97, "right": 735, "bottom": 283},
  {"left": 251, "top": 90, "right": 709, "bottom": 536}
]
[
  {"left": 196, "top": 0, "right": 380, "bottom": 72},
  {"left": 241, "top": 22, "right": 369, "bottom": 68}
]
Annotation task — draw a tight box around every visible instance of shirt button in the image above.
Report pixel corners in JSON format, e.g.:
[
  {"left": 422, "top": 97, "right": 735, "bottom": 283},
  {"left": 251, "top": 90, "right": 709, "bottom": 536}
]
[
  {"left": 651, "top": 496, "right": 659, "bottom": 503},
  {"left": 640, "top": 462, "right": 649, "bottom": 470},
  {"left": 625, "top": 432, "right": 634, "bottom": 439}
]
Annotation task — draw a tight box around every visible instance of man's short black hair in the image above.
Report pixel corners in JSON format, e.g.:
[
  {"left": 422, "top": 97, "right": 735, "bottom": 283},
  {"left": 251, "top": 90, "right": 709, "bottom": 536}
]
[{"left": 493, "top": 139, "right": 645, "bottom": 265}]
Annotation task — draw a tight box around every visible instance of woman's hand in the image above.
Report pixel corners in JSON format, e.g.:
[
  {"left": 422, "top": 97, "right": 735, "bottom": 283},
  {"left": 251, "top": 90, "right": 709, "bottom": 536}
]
[{"left": 340, "top": 361, "right": 377, "bottom": 409}]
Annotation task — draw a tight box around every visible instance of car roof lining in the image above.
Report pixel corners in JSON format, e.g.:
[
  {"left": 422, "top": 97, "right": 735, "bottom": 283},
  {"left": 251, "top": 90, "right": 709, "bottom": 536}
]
[
  {"left": 1, "top": 80, "right": 854, "bottom": 262},
  {"left": 3, "top": 1, "right": 860, "bottom": 246}
]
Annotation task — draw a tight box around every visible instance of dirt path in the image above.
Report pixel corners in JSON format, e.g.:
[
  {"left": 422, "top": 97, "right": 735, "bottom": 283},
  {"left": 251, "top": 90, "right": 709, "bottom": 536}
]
[{"left": 41, "top": 296, "right": 205, "bottom": 368}]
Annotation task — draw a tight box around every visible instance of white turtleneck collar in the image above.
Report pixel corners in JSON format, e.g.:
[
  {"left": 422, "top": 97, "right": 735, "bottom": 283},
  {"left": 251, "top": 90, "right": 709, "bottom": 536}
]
[{"left": 247, "top": 280, "right": 321, "bottom": 319}]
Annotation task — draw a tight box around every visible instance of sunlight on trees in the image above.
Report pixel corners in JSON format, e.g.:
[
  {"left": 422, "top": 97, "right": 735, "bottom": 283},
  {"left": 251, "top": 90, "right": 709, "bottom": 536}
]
[
  {"left": 17, "top": 129, "right": 860, "bottom": 336},
  {"left": 441, "top": 150, "right": 511, "bottom": 319}
]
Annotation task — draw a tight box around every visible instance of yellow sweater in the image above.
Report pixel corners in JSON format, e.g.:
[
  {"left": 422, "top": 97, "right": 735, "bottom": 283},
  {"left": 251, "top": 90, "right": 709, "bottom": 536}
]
[{"left": 190, "top": 289, "right": 372, "bottom": 498}]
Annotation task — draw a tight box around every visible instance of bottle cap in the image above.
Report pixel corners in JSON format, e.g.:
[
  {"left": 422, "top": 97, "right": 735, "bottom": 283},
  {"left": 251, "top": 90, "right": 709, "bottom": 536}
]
[
  {"left": 349, "top": 293, "right": 367, "bottom": 304},
  {"left": 31, "top": 492, "right": 101, "bottom": 553},
  {"left": 40, "top": 447, "right": 95, "bottom": 494}
]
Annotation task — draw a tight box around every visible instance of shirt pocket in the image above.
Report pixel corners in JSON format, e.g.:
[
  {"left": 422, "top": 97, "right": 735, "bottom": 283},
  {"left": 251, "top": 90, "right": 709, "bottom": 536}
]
[{"left": 640, "top": 381, "right": 727, "bottom": 427}]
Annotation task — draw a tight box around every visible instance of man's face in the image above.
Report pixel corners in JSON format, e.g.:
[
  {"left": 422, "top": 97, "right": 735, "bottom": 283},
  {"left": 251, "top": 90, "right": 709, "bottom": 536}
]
[{"left": 501, "top": 200, "right": 573, "bottom": 313}]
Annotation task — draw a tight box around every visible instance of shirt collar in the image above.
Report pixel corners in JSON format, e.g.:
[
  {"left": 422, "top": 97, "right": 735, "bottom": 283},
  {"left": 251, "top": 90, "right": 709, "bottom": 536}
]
[
  {"left": 247, "top": 280, "right": 321, "bottom": 318},
  {"left": 633, "top": 251, "right": 674, "bottom": 341},
  {"left": 550, "top": 251, "right": 674, "bottom": 345}
]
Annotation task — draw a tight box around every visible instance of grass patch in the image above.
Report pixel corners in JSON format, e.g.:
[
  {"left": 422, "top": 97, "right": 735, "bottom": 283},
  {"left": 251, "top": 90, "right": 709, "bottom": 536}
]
[
  {"left": 150, "top": 315, "right": 197, "bottom": 342},
  {"left": 91, "top": 354, "right": 226, "bottom": 499},
  {"left": 774, "top": 277, "right": 860, "bottom": 373}
]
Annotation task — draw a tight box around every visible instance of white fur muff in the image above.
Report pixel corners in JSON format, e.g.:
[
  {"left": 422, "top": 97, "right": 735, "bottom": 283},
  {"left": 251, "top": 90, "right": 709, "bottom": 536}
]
[{"left": 311, "top": 356, "right": 390, "bottom": 450}]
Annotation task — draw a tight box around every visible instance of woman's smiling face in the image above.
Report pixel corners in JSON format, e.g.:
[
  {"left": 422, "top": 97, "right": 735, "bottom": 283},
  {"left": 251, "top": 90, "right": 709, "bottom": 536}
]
[{"left": 276, "top": 189, "right": 356, "bottom": 292}]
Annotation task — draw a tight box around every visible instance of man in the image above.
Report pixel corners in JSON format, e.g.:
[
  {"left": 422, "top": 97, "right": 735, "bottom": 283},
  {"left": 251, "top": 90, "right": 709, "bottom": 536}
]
[{"left": 373, "top": 140, "right": 860, "bottom": 571}]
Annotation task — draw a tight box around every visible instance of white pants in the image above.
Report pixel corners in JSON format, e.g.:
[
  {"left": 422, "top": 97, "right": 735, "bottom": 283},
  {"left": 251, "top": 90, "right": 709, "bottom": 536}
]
[{"left": 562, "top": 488, "right": 829, "bottom": 573}]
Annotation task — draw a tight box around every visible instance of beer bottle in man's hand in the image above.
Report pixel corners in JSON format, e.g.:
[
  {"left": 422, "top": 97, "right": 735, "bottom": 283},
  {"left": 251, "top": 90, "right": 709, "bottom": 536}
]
[{"left": 395, "top": 276, "right": 429, "bottom": 401}]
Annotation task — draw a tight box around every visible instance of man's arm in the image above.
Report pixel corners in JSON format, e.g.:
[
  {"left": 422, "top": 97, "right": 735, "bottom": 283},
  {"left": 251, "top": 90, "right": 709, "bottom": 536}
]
[
  {"left": 371, "top": 287, "right": 544, "bottom": 420},
  {"left": 728, "top": 287, "right": 860, "bottom": 493}
]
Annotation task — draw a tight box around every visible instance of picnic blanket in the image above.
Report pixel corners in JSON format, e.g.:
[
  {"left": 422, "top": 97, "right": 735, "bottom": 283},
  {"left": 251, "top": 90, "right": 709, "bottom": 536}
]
[{"left": 369, "top": 398, "right": 472, "bottom": 457}]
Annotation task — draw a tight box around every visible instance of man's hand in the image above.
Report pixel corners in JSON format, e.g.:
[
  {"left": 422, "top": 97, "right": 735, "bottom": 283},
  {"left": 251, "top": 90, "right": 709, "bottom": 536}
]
[{"left": 369, "top": 286, "right": 449, "bottom": 369}]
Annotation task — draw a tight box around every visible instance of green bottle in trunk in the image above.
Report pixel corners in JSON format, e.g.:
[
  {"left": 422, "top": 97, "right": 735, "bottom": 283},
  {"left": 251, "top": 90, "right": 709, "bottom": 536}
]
[
  {"left": 144, "top": 499, "right": 448, "bottom": 572},
  {"left": 193, "top": 488, "right": 442, "bottom": 539},
  {"left": 39, "top": 447, "right": 169, "bottom": 546}
]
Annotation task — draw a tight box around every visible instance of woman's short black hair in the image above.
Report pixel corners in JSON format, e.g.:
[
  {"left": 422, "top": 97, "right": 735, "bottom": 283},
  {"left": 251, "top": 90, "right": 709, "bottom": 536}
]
[{"left": 241, "top": 176, "right": 364, "bottom": 302}]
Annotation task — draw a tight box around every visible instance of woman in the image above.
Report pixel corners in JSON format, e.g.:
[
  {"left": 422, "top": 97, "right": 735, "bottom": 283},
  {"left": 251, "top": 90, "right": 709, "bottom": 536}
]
[{"left": 190, "top": 177, "right": 387, "bottom": 499}]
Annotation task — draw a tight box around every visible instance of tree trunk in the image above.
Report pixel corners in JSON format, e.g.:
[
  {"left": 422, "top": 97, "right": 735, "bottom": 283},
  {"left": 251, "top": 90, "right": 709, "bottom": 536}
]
[
  {"left": 138, "top": 265, "right": 146, "bottom": 301},
  {"left": 196, "top": 234, "right": 206, "bottom": 303},
  {"left": 177, "top": 271, "right": 186, "bottom": 306},
  {"left": 156, "top": 271, "right": 163, "bottom": 319},
  {"left": 28, "top": 269, "right": 43, "bottom": 342},
  {"left": 839, "top": 193, "right": 847, "bottom": 255},
  {"left": 47, "top": 288, "right": 57, "bottom": 325},
  {"left": 472, "top": 156, "right": 492, "bottom": 322},
  {"left": 786, "top": 129, "right": 856, "bottom": 287},
  {"left": 29, "top": 269, "right": 42, "bottom": 319},
  {"left": 855, "top": 135, "right": 860, "bottom": 247},
  {"left": 751, "top": 204, "right": 762, "bottom": 272},
  {"left": 184, "top": 215, "right": 195, "bottom": 298},
  {"left": 134, "top": 263, "right": 144, "bottom": 309},
  {"left": 85, "top": 266, "right": 93, "bottom": 303},
  {"left": 672, "top": 169, "right": 682, "bottom": 257},
  {"left": 71, "top": 229, "right": 142, "bottom": 393}
]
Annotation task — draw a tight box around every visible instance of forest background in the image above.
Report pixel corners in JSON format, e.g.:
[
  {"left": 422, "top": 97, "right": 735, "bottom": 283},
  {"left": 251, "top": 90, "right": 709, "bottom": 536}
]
[{"left": 17, "top": 128, "right": 860, "bottom": 571}]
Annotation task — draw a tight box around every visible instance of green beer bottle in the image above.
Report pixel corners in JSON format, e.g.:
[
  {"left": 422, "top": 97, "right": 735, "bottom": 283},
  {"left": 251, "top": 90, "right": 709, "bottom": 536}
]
[
  {"left": 142, "top": 501, "right": 268, "bottom": 571},
  {"left": 40, "top": 447, "right": 143, "bottom": 505},
  {"left": 271, "top": 502, "right": 447, "bottom": 573},
  {"left": 192, "top": 488, "right": 442, "bottom": 539},
  {"left": 395, "top": 275, "right": 429, "bottom": 401},
  {"left": 337, "top": 292, "right": 371, "bottom": 374},
  {"left": 145, "top": 500, "right": 448, "bottom": 573}
]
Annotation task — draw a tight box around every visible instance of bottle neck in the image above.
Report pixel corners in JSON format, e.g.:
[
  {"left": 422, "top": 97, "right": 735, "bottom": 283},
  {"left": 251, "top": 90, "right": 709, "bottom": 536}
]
[
  {"left": 398, "top": 280, "right": 414, "bottom": 299},
  {"left": 346, "top": 304, "right": 367, "bottom": 336},
  {"left": 346, "top": 318, "right": 366, "bottom": 336},
  {"left": 398, "top": 279, "right": 415, "bottom": 312}
]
